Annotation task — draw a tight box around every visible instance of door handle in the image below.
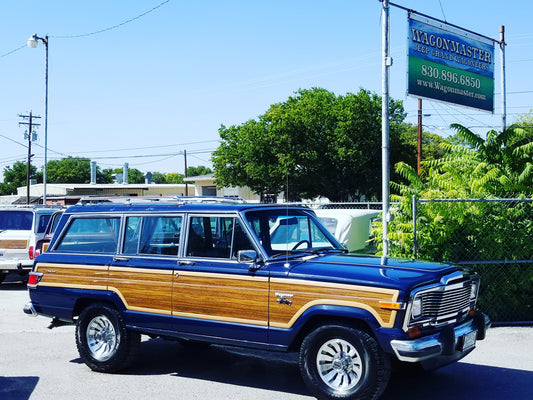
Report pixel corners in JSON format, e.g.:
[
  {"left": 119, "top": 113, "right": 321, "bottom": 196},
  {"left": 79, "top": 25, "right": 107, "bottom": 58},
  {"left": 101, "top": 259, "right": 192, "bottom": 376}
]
[
  {"left": 113, "top": 256, "right": 130, "bottom": 262},
  {"left": 178, "top": 260, "right": 195, "bottom": 266}
]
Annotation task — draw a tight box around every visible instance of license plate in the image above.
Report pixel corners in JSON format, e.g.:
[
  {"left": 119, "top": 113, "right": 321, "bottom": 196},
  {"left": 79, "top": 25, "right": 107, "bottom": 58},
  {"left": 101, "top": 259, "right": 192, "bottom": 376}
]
[{"left": 460, "top": 330, "right": 477, "bottom": 351}]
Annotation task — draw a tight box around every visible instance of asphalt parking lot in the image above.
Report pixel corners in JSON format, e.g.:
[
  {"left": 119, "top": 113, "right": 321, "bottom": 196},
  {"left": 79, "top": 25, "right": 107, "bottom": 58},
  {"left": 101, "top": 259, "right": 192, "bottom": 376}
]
[{"left": 1, "top": 277, "right": 532, "bottom": 400}]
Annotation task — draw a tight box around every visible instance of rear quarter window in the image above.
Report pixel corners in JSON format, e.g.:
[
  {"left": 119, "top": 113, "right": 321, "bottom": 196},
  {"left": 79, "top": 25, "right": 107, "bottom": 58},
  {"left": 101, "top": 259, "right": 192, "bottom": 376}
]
[{"left": 54, "top": 216, "right": 120, "bottom": 253}]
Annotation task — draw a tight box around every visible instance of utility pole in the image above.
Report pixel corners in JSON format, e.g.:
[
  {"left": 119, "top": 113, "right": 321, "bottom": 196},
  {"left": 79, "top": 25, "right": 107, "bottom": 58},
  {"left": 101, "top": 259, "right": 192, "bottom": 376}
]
[
  {"left": 18, "top": 112, "right": 40, "bottom": 204},
  {"left": 184, "top": 150, "right": 188, "bottom": 196},
  {"left": 417, "top": 99, "right": 423, "bottom": 175},
  {"left": 500, "top": 26, "right": 506, "bottom": 132}
]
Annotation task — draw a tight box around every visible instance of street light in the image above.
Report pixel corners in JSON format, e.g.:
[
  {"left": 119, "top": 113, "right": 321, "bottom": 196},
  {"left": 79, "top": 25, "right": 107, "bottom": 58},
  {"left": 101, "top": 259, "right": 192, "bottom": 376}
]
[{"left": 27, "top": 34, "right": 49, "bottom": 205}]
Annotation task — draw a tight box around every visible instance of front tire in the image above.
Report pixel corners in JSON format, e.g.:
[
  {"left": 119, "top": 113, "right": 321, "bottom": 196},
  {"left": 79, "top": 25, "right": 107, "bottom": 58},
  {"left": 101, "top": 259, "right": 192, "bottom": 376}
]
[
  {"left": 299, "top": 325, "right": 390, "bottom": 400},
  {"left": 76, "top": 304, "right": 140, "bottom": 372}
]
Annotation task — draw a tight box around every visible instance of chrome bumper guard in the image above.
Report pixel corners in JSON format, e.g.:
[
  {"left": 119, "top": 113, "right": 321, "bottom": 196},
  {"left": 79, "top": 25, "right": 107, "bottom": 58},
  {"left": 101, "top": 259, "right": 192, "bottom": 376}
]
[
  {"left": 390, "top": 312, "right": 490, "bottom": 363},
  {"left": 23, "top": 302, "right": 38, "bottom": 317}
]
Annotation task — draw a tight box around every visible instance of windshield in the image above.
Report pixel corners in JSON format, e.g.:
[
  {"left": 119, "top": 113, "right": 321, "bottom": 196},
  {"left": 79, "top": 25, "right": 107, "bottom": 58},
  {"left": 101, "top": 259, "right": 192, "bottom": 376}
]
[
  {"left": 243, "top": 208, "right": 342, "bottom": 258},
  {"left": 0, "top": 210, "right": 33, "bottom": 231}
]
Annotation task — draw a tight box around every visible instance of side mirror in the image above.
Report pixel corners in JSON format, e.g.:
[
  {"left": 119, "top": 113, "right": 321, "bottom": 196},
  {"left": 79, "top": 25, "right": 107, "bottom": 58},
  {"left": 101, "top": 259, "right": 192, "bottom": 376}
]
[{"left": 237, "top": 250, "right": 262, "bottom": 271}]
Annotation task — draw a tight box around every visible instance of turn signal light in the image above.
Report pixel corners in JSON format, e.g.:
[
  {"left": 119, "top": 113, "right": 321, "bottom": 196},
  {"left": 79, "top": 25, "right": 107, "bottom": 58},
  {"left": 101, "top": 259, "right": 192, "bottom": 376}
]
[
  {"left": 407, "top": 326, "right": 422, "bottom": 339},
  {"left": 379, "top": 301, "right": 404, "bottom": 310}
]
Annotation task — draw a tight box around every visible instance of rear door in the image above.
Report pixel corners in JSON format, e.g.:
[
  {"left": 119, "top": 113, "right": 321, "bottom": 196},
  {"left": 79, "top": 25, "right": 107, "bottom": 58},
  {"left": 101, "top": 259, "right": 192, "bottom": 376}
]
[
  {"left": 171, "top": 213, "right": 269, "bottom": 344},
  {"left": 109, "top": 214, "right": 182, "bottom": 331}
]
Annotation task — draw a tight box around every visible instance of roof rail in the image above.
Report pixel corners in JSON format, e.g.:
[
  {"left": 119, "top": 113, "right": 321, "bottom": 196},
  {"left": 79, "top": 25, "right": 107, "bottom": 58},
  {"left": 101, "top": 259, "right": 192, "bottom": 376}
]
[{"left": 76, "top": 195, "right": 246, "bottom": 205}]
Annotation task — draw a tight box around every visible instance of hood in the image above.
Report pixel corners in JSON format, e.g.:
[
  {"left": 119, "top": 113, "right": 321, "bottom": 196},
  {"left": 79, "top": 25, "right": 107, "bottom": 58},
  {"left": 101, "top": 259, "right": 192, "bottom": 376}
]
[{"left": 282, "top": 253, "right": 458, "bottom": 292}]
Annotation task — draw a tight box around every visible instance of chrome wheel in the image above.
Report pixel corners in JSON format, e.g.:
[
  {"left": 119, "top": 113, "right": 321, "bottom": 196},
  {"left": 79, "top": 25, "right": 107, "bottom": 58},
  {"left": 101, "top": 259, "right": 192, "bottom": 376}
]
[
  {"left": 86, "top": 315, "right": 119, "bottom": 362},
  {"left": 316, "top": 338, "right": 363, "bottom": 391}
]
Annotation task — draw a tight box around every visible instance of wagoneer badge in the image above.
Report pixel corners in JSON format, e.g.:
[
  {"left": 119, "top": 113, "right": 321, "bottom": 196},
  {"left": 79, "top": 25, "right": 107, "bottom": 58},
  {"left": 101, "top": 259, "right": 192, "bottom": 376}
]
[{"left": 275, "top": 292, "right": 294, "bottom": 306}]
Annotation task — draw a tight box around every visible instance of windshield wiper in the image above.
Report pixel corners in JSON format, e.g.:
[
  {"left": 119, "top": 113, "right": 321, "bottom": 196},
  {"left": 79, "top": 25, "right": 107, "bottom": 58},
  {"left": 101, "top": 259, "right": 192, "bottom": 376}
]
[
  {"left": 270, "top": 248, "right": 346, "bottom": 259},
  {"left": 310, "top": 247, "right": 348, "bottom": 255}
]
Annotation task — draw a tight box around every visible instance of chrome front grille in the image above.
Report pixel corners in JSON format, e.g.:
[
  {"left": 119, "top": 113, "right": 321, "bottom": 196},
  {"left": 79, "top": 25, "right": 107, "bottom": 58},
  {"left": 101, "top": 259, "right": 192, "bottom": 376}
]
[
  {"left": 406, "top": 272, "right": 479, "bottom": 330},
  {"left": 420, "top": 283, "right": 472, "bottom": 324}
]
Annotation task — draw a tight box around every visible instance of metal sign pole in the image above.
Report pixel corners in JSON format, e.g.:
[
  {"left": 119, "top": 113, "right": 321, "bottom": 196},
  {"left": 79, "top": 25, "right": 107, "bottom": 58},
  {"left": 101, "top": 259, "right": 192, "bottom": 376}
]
[{"left": 381, "top": 0, "right": 391, "bottom": 257}]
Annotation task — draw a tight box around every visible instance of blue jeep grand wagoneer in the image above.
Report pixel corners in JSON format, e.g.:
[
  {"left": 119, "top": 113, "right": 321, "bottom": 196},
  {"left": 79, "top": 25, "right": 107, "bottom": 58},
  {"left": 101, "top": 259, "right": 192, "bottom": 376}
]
[{"left": 24, "top": 199, "right": 489, "bottom": 400}]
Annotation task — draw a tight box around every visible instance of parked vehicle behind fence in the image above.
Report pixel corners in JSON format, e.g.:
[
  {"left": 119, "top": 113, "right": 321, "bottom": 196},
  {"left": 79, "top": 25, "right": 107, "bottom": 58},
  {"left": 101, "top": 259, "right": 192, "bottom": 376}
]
[
  {"left": 24, "top": 198, "right": 489, "bottom": 400},
  {"left": 315, "top": 208, "right": 380, "bottom": 252}
]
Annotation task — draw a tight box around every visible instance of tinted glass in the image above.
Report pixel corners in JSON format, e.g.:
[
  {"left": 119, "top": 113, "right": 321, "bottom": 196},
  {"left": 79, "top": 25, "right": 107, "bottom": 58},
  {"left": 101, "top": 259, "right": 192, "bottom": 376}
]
[
  {"left": 186, "top": 216, "right": 253, "bottom": 259},
  {"left": 137, "top": 216, "right": 182, "bottom": 256},
  {"left": 55, "top": 217, "right": 120, "bottom": 253},
  {"left": 0, "top": 211, "right": 33, "bottom": 230},
  {"left": 37, "top": 214, "right": 52, "bottom": 234}
]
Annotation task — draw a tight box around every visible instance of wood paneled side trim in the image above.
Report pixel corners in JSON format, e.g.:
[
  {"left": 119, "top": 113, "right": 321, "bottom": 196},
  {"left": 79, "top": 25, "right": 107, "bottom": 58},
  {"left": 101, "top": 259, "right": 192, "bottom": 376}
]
[
  {"left": 269, "top": 299, "right": 398, "bottom": 329},
  {"left": 107, "top": 286, "right": 173, "bottom": 315},
  {"left": 0, "top": 239, "right": 29, "bottom": 249},
  {"left": 176, "top": 270, "right": 269, "bottom": 283},
  {"left": 109, "top": 266, "right": 173, "bottom": 275},
  {"left": 270, "top": 277, "right": 399, "bottom": 296},
  {"left": 35, "top": 262, "right": 108, "bottom": 271},
  {"left": 171, "top": 311, "right": 269, "bottom": 326},
  {"left": 37, "top": 282, "right": 107, "bottom": 292},
  {"left": 270, "top": 277, "right": 400, "bottom": 329}
]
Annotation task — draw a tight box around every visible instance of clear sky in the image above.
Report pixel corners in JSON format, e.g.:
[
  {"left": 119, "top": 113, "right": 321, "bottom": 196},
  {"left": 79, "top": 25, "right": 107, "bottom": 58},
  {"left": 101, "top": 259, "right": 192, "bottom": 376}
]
[{"left": 1, "top": 0, "right": 532, "bottom": 180}]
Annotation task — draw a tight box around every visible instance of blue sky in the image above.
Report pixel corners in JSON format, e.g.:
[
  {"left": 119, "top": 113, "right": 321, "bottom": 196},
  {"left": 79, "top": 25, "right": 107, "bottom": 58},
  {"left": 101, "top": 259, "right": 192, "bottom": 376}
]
[{"left": 1, "top": 0, "right": 532, "bottom": 179}]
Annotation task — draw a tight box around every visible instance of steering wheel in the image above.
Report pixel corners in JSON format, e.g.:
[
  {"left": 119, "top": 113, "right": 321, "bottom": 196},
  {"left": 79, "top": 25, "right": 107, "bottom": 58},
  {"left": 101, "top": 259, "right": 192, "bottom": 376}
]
[{"left": 291, "top": 239, "right": 310, "bottom": 250}]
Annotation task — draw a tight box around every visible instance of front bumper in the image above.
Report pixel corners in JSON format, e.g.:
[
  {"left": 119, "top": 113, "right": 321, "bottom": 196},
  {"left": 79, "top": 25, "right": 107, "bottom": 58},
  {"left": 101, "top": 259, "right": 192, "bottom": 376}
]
[{"left": 390, "top": 312, "right": 490, "bottom": 364}]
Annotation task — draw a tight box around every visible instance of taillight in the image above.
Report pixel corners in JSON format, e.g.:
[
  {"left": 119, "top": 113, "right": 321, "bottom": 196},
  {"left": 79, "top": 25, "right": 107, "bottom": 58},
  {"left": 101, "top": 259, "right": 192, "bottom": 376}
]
[
  {"left": 27, "top": 272, "right": 43, "bottom": 288},
  {"left": 29, "top": 246, "right": 35, "bottom": 260}
]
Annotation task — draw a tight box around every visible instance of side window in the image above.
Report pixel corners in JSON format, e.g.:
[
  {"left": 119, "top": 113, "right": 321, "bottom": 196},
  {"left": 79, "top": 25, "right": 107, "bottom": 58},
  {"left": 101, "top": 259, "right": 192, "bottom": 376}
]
[
  {"left": 123, "top": 216, "right": 142, "bottom": 254},
  {"left": 137, "top": 216, "right": 182, "bottom": 256},
  {"left": 55, "top": 217, "right": 120, "bottom": 253},
  {"left": 37, "top": 214, "right": 52, "bottom": 234},
  {"left": 186, "top": 216, "right": 253, "bottom": 259}
]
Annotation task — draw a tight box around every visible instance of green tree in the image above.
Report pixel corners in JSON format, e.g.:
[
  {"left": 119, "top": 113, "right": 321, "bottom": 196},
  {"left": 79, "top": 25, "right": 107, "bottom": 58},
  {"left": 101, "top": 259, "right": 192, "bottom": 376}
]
[
  {"left": 107, "top": 167, "right": 145, "bottom": 184},
  {"left": 212, "top": 88, "right": 408, "bottom": 201},
  {"left": 100, "top": 168, "right": 114, "bottom": 184},
  {"left": 372, "top": 123, "right": 533, "bottom": 260},
  {"left": 0, "top": 161, "right": 39, "bottom": 195},
  {"left": 47, "top": 157, "right": 92, "bottom": 183},
  {"left": 166, "top": 173, "right": 184, "bottom": 184},
  {"left": 397, "top": 123, "right": 451, "bottom": 168},
  {"left": 150, "top": 172, "right": 167, "bottom": 184},
  {"left": 186, "top": 166, "right": 212, "bottom": 177},
  {"left": 439, "top": 123, "right": 533, "bottom": 196}
]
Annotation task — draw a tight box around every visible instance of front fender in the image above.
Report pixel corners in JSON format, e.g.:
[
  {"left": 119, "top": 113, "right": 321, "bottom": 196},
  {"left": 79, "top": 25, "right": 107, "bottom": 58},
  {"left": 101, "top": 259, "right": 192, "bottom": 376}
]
[{"left": 268, "top": 304, "right": 383, "bottom": 349}]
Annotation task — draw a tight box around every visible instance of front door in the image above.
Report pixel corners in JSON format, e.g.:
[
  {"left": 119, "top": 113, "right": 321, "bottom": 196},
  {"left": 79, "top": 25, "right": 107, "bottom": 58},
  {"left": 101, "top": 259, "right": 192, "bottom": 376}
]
[{"left": 172, "top": 214, "right": 269, "bottom": 345}]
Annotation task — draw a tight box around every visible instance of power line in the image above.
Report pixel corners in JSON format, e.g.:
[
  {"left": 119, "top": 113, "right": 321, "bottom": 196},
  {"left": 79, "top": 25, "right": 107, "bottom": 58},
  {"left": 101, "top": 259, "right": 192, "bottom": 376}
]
[
  {"left": 0, "top": 44, "right": 25, "bottom": 59},
  {"left": 1, "top": 1, "right": 170, "bottom": 60},
  {"left": 52, "top": 0, "right": 171, "bottom": 39}
]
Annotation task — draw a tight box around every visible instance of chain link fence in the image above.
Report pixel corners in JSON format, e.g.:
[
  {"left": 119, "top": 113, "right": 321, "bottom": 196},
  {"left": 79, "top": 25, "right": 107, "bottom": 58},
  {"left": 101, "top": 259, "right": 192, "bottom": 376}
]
[
  {"left": 412, "top": 198, "right": 533, "bottom": 324},
  {"left": 301, "top": 199, "right": 533, "bottom": 324}
]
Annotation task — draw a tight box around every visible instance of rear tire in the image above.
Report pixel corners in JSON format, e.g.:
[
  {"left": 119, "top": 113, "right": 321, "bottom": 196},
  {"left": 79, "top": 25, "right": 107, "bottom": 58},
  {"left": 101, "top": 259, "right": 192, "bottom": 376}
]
[
  {"left": 76, "top": 304, "right": 140, "bottom": 372},
  {"left": 299, "top": 325, "right": 390, "bottom": 400}
]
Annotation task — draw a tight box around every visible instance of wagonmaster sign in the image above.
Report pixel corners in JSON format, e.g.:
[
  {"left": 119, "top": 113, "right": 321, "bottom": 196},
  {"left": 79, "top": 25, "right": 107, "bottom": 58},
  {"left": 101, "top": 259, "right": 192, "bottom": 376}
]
[{"left": 408, "top": 14, "right": 495, "bottom": 112}]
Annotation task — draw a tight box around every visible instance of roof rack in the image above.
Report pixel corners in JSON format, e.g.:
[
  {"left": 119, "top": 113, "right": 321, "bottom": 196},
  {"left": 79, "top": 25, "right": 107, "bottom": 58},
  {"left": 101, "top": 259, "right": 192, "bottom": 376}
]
[{"left": 76, "top": 195, "right": 247, "bottom": 205}]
